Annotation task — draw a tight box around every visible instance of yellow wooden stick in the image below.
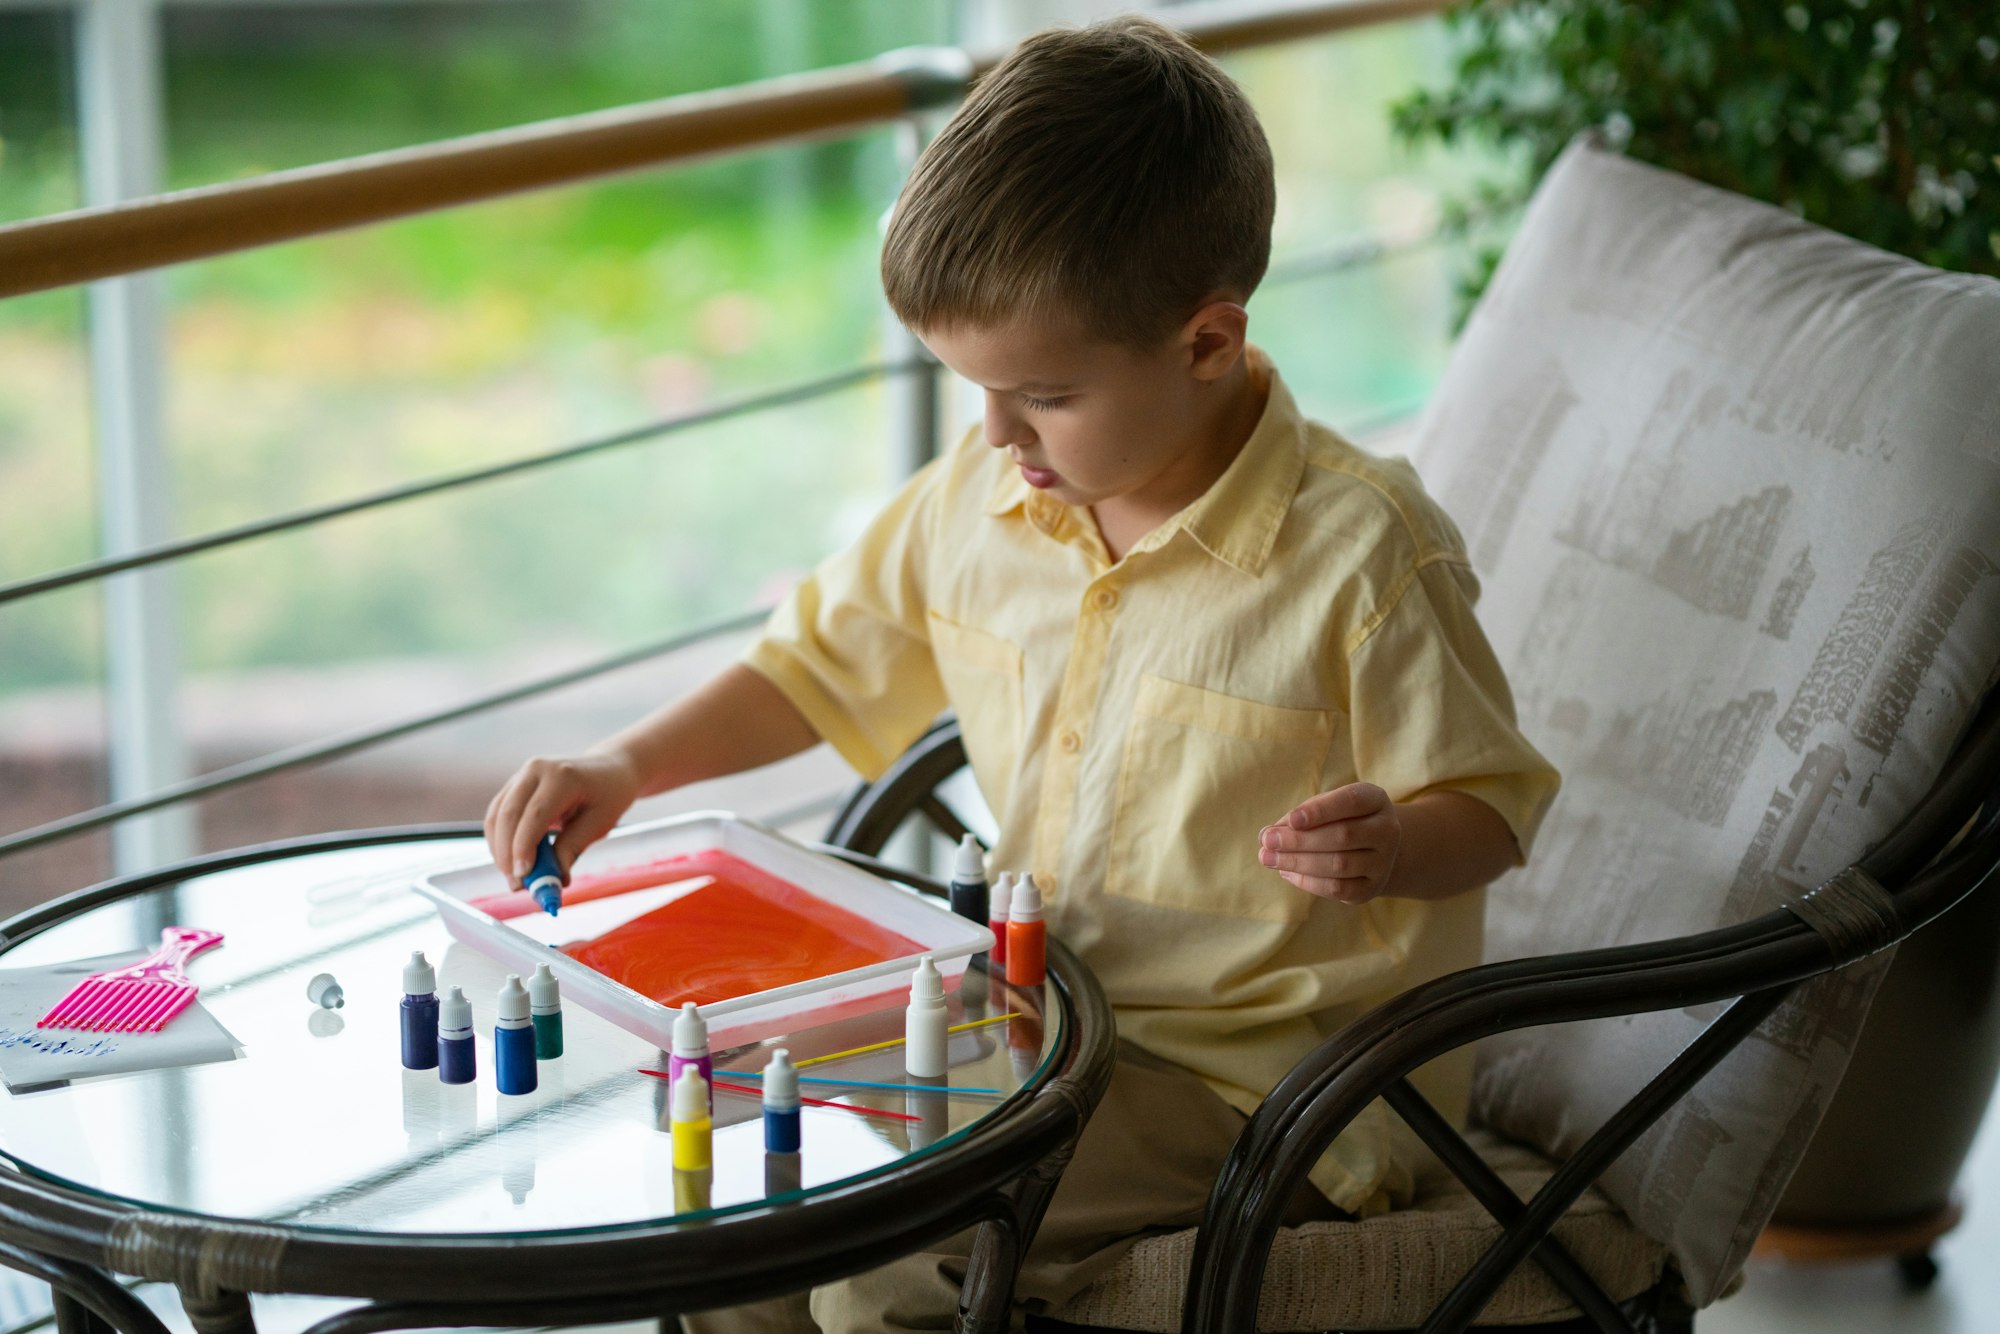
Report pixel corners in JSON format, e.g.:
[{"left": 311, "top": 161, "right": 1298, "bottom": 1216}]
[{"left": 793, "top": 1012, "right": 1024, "bottom": 1069}]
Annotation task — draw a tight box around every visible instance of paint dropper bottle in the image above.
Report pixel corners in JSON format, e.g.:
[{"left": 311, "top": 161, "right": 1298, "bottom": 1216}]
[
  {"left": 988, "top": 872, "right": 1013, "bottom": 968},
  {"left": 763, "top": 1048, "right": 801, "bottom": 1153},
  {"left": 524, "top": 832, "right": 566, "bottom": 917},
  {"left": 1006, "top": 874, "right": 1047, "bottom": 987},
  {"left": 529, "top": 962, "right": 563, "bottom": 1059},
  {"left": 905, "top": 955, "right": 948, "bottom": 1078},
  {"left": 438, "top": 986, "right": 476, "bottom": 1085},
  {"left": 948, "top": 834, "right": 988, "bottom": 926},
  {"left": 671, "top": 1066, "right": 713, "bottom": 1172},
  {"left": 495, "top": 974, "right": 538, "bottom": 1095},
  {"left": 400, "top": 951, "right": 439, "bottom": 1071},
  {"left": 670, "top": 1002, "right": 713, "bottom": 1111}
]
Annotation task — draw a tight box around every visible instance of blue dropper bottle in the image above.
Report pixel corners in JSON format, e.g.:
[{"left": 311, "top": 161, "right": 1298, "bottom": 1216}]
[
  {"left": 495, "top": 974, "right": 538, "bottom": 1095},
  {"left": 400, "top": 951, "right": 439, "bottom": 1071},
  {"left": 763, "top": 1048, "right": 801, "bottom": 1153},
  {"left": 438, "top": 986, "right": 476, "bottom": 1085},
  {"left": 524, "top": 833, "right": 566, "bottom": 917}
]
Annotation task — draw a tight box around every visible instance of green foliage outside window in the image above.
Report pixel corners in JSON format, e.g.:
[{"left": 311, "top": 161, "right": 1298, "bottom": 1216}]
[{"left": 1390, "top": 1, "right": 2000, "bottom": 320}]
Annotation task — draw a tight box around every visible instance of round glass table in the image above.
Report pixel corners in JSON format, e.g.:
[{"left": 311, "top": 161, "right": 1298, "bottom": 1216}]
[{"left": 0, "top": 829, "right": 1113, "bottom": 1334}]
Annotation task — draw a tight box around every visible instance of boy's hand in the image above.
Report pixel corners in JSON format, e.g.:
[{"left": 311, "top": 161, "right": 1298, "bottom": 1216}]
[
  {"left": 1259, "top": 782, "right": 1399, "bottom": 905},
  {"left": 484, "top": 750, "right": 642, "bottom": 891}
]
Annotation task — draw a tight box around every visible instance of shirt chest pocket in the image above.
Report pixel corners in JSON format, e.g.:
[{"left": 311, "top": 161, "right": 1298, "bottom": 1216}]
[
  {"left": 927, "top": 611, "right": 1024, "bottom": 824},
  {"left": 1105, "top": 674, "right": 1340, "bottom": 923}
]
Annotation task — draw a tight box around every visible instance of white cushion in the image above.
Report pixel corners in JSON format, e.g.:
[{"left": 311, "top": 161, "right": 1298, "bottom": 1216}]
[{"left": 1408, "top": 137, "right": 2000, "bottom": 1305}]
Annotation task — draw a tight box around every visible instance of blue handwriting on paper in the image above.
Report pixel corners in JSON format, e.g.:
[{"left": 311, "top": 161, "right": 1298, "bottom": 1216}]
[{"left": 0, "top": 1027, "right": 120, "bottom": 1058}]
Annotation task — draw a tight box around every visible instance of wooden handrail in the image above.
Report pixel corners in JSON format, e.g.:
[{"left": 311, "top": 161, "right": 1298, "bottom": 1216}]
[{"left": 0, "top": 0, "right": 1447, "bottom": 300}]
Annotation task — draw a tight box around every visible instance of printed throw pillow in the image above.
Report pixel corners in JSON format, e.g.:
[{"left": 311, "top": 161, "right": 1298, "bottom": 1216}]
[{"left": 1407, "top": 136, "right": 2000, "bottom": 1304}]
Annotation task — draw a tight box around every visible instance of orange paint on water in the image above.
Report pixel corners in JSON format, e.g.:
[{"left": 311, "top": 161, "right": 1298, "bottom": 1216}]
[{"left": 549, "top": 851, "right": 924, "bottom": 1009}]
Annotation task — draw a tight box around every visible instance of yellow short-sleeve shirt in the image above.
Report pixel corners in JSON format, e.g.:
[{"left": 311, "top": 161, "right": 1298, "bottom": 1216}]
[{"left": 745, "top": 349, "right": 1560, "bottom": 1214}]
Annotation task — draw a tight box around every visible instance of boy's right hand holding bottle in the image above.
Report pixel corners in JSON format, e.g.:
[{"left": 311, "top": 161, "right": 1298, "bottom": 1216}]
[
  {"left": 484, "top": 749, "right": 643, "bottom": 892},
  {"left": 481, "top": 662, "right": 824, "bottom": 896}
]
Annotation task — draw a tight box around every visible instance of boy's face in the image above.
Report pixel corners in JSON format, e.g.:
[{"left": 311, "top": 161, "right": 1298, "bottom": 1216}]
[{"left": 918, "top": 307, "right": 1249, "bottom": 521}]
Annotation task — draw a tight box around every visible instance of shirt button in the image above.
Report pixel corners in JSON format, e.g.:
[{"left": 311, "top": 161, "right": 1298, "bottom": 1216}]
[
  {"left": 1092, "top": 587, "right": 1119, "bottom": 611},
  {"left": 1058, "top": 730, "right": 1081, "bottom": 753}
]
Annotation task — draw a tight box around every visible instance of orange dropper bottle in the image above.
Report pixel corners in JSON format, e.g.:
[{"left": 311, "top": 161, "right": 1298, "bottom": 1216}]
[{"left": 1005, "top": 874, "right": 1046, "bottom": 987}]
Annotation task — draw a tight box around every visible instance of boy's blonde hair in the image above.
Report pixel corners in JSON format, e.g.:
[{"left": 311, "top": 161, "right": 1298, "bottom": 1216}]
[{"left": 882, "top": 15, "right": 1275, "bottom": 347}]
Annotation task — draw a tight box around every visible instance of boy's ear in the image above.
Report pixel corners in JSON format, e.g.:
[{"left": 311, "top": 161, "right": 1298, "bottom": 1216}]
[{"left": 1182, "top": 299, "right": 1249, "bottom": 381}]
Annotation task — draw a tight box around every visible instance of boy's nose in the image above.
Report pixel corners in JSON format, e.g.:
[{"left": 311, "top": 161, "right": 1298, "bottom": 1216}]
[{"left": 982, "top": 394, "right": 1033, "bottom": 450}]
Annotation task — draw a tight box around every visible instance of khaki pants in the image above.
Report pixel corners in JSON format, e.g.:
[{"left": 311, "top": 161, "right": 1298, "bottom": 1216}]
[{"left": 680, "top": 1043, "right": 1342, "bottom": 1334}]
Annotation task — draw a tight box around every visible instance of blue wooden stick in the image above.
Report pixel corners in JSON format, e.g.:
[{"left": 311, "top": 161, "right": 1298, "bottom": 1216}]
[{"left": 721, "top": 1071, "right": 1003, "bottom": 1096}]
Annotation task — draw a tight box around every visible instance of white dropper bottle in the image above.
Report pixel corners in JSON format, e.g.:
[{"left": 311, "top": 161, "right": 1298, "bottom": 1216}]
[{"left": 905, "top": 955, "right": 948, "bottom": 1078}]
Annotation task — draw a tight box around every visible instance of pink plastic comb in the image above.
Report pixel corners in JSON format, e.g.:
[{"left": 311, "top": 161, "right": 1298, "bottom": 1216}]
[{"left": 36, "top": 927, "right": 225, "bottom": 1034}]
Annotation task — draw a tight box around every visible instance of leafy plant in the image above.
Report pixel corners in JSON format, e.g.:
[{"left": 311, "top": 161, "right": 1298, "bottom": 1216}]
[{"left": 1391, "top": 1, "right": 2000, "bottom": 319}]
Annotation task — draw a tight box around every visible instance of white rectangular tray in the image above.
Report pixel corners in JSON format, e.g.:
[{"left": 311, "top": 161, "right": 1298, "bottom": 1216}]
[{"left": 413, "top": 811, "right": 993, "bottom": 1050}]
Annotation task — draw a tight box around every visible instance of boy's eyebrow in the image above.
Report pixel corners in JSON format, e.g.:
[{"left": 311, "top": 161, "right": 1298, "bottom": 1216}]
[{"left": 1001, "top": 380, "right": 1077, "bottom": 394}]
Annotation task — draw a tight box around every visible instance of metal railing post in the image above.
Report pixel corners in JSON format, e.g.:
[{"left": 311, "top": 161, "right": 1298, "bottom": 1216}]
[
  {"left": 878, "top": 122, "right": 941, "bottom": 880},
  {"left": 77, "top": 0, "right": 194, "bottom": 873}
]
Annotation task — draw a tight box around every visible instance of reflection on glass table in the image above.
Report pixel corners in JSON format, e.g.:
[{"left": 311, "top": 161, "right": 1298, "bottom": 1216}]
[{"left": 0, "top": 838, "right": 1062, "bottom": 1236}]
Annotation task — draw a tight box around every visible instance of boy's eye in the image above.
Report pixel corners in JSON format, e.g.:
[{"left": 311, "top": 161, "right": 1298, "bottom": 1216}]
[{"left": 1019, "top": 394, "right": 1071, "bottom": 411}]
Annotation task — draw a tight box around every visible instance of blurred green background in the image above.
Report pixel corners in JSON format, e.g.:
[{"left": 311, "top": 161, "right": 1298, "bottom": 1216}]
[{"left": 0, "top": 1, "right": 1507, "bottom": 700}]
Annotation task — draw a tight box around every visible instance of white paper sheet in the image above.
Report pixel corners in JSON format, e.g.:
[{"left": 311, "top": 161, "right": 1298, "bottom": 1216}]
[{"left": 0, "top": 950, "right": 243, "bottom": 1093}]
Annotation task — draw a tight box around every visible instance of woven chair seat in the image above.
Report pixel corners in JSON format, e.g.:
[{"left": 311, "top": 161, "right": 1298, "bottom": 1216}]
[{"left": 1054, "top": 1128, "right": 1669, "bottom": 1332}]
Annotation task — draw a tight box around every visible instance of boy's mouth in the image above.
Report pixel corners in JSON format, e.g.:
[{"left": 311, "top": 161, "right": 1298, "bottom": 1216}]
[{"left": 1018, "top": 463, "right": 1059, "bottom": 489}]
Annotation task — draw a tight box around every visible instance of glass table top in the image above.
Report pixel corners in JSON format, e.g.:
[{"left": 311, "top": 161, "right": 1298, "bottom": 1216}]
[{"left": 0, "top": 837, "right": 1062, "bottom": 1237}]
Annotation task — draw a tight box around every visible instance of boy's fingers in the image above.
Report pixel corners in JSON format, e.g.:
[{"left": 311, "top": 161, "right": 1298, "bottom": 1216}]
[
  {"left": 1261, "top": 823, "right": 1371, "bottom": 854},
  {"left": 512, "top": 790, "right": 570, "bottom": 887},
  {"left": 1287, "top": 782, "right": 1390, "bottom": 830},
  {"left": 482, "top": 789, "right": 502, "bottom": 867},
  {"left": 1265, "top": 850, "right": 1364, "bottom": 878},
  {"left": 489, "top": 775, "right": 535, "bottom": 888}
]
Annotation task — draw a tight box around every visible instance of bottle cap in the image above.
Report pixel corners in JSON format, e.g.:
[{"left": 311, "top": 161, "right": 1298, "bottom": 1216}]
[
  {"left": 764, "top": 1048, "right": 799, "bottom": 1109},
  {"left": 306, "top": 972, "right": 345, "bottom": 1009},
  {"left": 910, "top": 954, "right": 943, "bottom": 1003},
  {"left": 952, "top": 834, "right": 986, "bottom": 885},
  {"left": 402, "top": 951, "right": 436, "bottom": 996},
  {"left": 1012, "top": 874, "right": 1044, "bottom": 922},
  {"left": 673, "top": 1066, "right": 710, "bottom": 1122},
  {"left": 440, "top": 986, "right": 472, "bottom": 1035},
  {"left": 991, "top": 872, "right": 1014, "bottom": 917},
  {"left": 529, "top": 962, "right": 561, "bottom": 1013},
  {"left": 497, "top": 974, "right": 530, "bottom": 1022},
  {"left": 673, "top": 1001, "right": 708, "bottom": 1057}
]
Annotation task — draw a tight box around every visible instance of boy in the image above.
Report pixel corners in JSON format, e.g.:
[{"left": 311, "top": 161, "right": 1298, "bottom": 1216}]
[{"left": 484, "top": 16, "right": 1557, "bottom": 1332}]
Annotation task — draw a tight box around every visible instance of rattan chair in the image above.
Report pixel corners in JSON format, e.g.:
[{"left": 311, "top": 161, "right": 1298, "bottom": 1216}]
[
  {"left": 822, "top": 707, "right": 1996, "bottom": 1334},
  {"left": 819, "top": 136, "right": 2000, "bottom": 1334}
]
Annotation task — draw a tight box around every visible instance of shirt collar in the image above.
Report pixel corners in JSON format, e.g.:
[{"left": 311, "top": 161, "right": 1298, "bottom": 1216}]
[
  {"left": 1159, "top": 348, "right": 1305, "bottom": 576},
  {"left": 982, "top": 346, "right": 1307, "bottom": 576}
]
